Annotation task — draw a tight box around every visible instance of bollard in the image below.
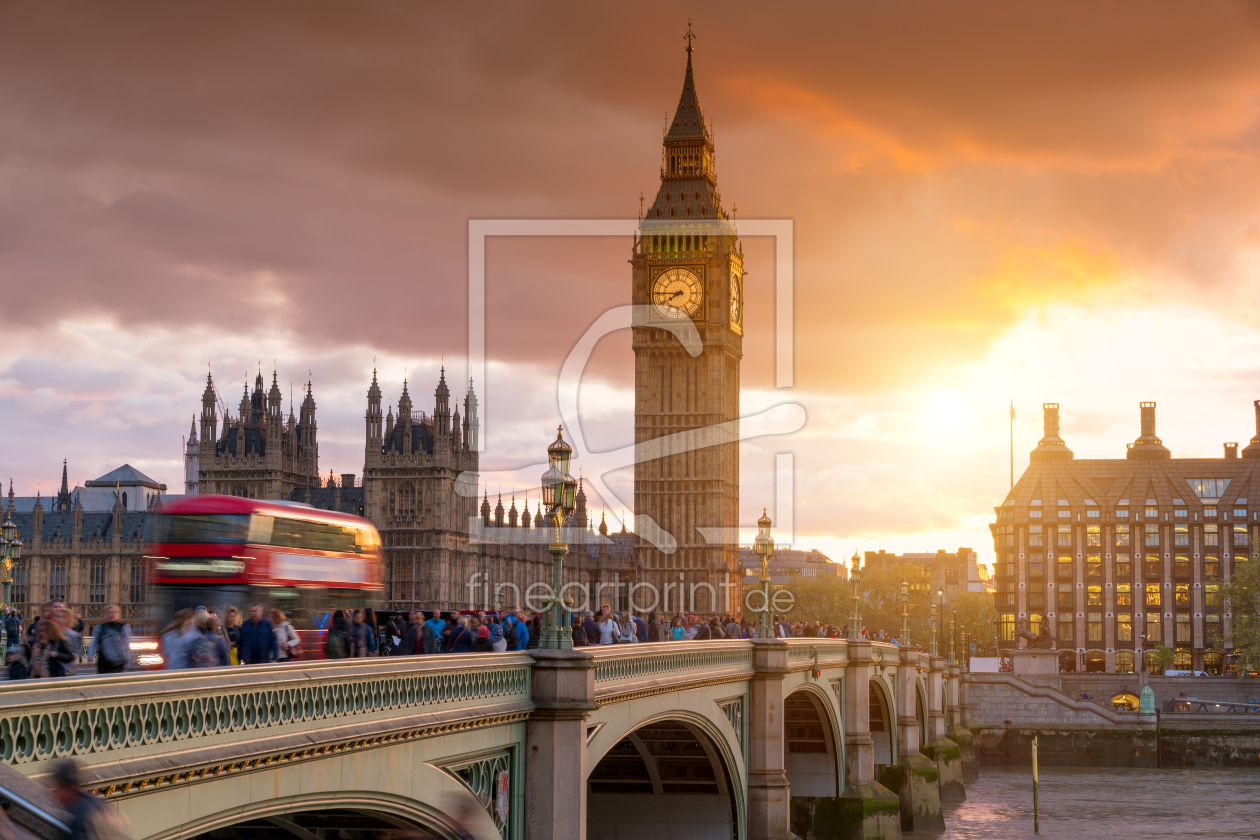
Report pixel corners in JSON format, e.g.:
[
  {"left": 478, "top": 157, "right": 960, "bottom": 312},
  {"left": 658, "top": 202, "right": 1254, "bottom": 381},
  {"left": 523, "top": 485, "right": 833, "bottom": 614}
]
[{"left": 1032, "top": 735, "right": 1039, "bottom": 834}]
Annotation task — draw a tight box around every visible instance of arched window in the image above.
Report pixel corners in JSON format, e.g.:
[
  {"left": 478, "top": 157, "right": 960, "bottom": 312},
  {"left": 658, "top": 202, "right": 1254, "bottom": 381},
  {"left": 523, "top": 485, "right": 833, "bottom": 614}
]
[
  {"left": 400, "top": 483, "right": 415, "bottom": 515},
  {"left": 1203, "top": 650, "right": 1223, "bottom": 675},
  {"left": 121, "top": 492, "right": 128, "bottom": 509},
  {"left": 1085, "top": 650, "right": 1105, "bottom": 673},
  {"left": 1115, "top": 650, "right": 1135, "bottom": 674},
  {"left": 1173, "top": 648, "right": 1192, "bottom": 670},
  {"left": 232, "top": 484, "right": 248, "bottom": 498},
  {"left": 1058, "top": 650, "right": 1077, "bottom": 673}
]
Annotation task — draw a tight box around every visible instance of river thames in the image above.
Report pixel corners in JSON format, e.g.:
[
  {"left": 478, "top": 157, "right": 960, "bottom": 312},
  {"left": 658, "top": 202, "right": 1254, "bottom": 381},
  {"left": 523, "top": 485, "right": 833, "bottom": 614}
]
[{"left": 906, "top": 767, "right": 1260, "bottom": 839}]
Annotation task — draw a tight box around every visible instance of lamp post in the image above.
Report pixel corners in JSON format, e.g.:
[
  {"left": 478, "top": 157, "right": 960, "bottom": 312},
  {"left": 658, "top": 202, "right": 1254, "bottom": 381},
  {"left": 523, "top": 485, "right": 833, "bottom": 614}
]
[
  {"left": 949, "top": 609, "right": 957, "bottom": 666},
  {"left": 849, "top": 552, "right": 862, "bottom": 640},
  {"left": 539, "top": 426, "right": 578, "bottom": 650},
  {"left": 0, "top": 516, "right": 20, "bottom": 649},
  {"left": 929, "top": 601, "right": 938, "bottom": 657},
  {"left": 900, "top": 581, "right": 910, "bottom": 646},
  {"left": 753, "top": 509, "right": 775, "bottom": 638}
]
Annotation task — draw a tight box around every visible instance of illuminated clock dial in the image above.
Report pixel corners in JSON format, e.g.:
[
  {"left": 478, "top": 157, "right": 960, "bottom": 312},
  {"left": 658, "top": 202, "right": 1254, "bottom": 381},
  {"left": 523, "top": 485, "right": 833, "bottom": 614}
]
[
  {"left": 729, "top": 266, "right": 742, "bottom": 328},
  {"left": 652, "top": 267, "right": 703, "bottom": 319}
]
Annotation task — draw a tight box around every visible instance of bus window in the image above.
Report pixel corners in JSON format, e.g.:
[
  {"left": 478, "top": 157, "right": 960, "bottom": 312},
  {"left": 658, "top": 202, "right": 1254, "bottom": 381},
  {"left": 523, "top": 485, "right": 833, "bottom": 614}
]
[
  {"left": 249, "top": 514, "right": 275, "bottom": 545},
  {"left": 156, "top": 514, "right": 250, "bottom": 544},
  {"left": 272, "top": 518, "right": 359, "bottom": 553}
]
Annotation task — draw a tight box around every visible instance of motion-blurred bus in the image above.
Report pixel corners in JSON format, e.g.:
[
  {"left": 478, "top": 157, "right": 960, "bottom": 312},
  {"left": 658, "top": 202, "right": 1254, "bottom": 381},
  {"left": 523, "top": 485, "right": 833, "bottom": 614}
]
[{"left": 136, "top": 495, "right": 383, "bottom": 665}]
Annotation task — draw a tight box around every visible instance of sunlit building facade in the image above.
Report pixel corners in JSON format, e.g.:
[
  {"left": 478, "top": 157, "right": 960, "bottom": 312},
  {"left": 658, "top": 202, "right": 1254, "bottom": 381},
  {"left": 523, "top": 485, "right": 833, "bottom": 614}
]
[{"left": 991, "top": 401, "right": 1260, "bottom": 674}]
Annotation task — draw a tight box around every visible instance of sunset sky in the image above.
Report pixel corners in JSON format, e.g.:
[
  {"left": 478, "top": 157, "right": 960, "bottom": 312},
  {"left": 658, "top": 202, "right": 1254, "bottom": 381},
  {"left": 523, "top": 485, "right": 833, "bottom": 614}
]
[{"left": 3, "top": 2, "right": 1260, "bottom": 570}]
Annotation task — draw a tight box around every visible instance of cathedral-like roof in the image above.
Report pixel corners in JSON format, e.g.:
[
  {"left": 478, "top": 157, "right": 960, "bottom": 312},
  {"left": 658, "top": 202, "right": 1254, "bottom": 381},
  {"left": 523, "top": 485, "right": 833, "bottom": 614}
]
[{"left": 85, "top": 464, "right": 163, "bottom": 489}]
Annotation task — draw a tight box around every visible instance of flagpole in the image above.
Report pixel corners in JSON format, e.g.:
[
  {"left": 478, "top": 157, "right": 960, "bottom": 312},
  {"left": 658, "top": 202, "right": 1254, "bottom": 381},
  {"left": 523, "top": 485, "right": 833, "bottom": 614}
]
[{"left": 1009, "top": 399, "right": 1015, "bottom": 490}]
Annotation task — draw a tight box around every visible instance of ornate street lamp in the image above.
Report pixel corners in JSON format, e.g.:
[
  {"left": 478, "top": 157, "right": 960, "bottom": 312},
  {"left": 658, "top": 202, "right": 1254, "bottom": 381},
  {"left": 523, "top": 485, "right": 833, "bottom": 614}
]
[
  {"left": 949, "top": 609, "right": 957, "bottom": 666},
  {"left": 1, "top": 516, "right": 21, "bottom": 648},
  {"left": 539, "top": 427, "right": 578, "bottom": 650},
  {"left": 900, "top": 581, "right": 910, "bottom": 647},
  {"left": 753, "top": 509, "right": 775, "bottom": 638},
  {"left": 849, "top": 552, "right": 862, "bottom": 640}
]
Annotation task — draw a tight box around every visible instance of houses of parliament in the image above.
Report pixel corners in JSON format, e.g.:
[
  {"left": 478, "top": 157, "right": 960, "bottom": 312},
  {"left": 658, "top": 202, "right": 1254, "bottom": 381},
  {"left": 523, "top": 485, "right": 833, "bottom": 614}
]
[{"left": 4, "top": 37, "right": 745, "bottom": 621}]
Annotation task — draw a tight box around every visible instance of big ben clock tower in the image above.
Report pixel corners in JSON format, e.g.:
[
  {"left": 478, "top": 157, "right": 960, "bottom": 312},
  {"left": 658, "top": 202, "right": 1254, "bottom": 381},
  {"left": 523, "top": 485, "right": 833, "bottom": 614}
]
[{"left": 632, "top": 28, "right": 743, "bottom": 615}]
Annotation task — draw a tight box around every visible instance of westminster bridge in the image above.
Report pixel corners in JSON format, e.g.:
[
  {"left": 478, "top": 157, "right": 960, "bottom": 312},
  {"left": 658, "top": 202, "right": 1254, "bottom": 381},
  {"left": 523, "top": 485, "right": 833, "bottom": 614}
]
[{"left": 0, "top": 639, "right": 977, "bottom": 840}]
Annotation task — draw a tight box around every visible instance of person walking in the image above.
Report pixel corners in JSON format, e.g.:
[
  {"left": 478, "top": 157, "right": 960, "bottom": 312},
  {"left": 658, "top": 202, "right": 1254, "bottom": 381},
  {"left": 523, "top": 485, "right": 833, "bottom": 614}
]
[
  {"left": 349, "top": 610, "right": 376, "bottom": 657},
  {"left": 580, "top": 611, "right": 601, "bottom": 646},
  {"left": 324, "top": 610, "right": 351, "bottom": 659},
  {"left": 693, "top": 618, "right": 712, "bottom": 641},
  {"left": 90, "top": 604, "right": 131, "bottom": 675},
  {"left": 488, "top": 620, "right": 507, "bottom": 652},
  {"left": 423, "top": 610, "right": 447, "bottom": 654},
  {"left": 190, "top": 614, "right": 229, "bottom": 668},
  {"left": 223, "top": 607, "right": 242, "bottom": 664},
  {"left": 617, "top": 611, "right": 638, "bottom": 643},
  {"left": 446, "top": 616, "right": 473, "bottom": 653},
  {"left": 159, "top": 609, "right": 197, "bottom": 670},
  {"left": 669, "top": 616, "right": 686, "bottom": 641},
  {"left": 271, "top": 609, "right": 302, "bottom": 662},
  {"left": 52, "top": 759, "right": 133, "bottom": 840},
  {"left": 29, "top": 620, "right": 76, "bottom": 678},
  {"left": 597, "top": 611, "right": 619, "bottom": 645},
  {"left": 647, "top": 611, "right": 666, "bottom": 643},
  {"left": 237, "top": 604, "right": 278, "bottom": 665}
]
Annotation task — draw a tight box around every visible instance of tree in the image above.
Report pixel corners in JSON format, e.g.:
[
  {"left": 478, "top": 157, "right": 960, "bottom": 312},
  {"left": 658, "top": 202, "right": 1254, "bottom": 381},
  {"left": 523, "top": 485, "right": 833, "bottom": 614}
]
[
  {"left": 1224, "top": 557, "right": 1260, "bottom": 675},
  {"left": 950, "top": 591, "right": 997, "bottom": 656}
]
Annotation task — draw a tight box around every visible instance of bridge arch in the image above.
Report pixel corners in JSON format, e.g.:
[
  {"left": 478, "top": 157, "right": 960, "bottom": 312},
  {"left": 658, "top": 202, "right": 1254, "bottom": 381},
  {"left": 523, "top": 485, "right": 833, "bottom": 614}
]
[
  {"left": 587, "top": 709, "right": 746, "bottom": 840},
  {"left": 783, "top": 683, "right": 843, "bottom": 800},
  {"left": 868, "top": 675, "right": 897, "bottom": 776},
  {"left": 916, "top": 678, "right": 930, "bottom": 748}
]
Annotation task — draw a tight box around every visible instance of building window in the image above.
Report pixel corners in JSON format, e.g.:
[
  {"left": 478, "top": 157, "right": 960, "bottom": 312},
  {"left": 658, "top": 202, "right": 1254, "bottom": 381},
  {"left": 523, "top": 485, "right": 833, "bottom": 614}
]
[
  {"left": 1116, "top": 553, "right": 1131, "bottom": 578},
  {"left": 1115, "top": 650, "right": 1135, "bottom": 673},
  {"left": 1116, "top": 524, "right": 1130, "bottom": 547},
  {"left": 1087, "top": 585, "right": 1102, "bottom": 606},
  {"left": 1088, "top": 613, "right": 1103, "bottom": 642},
  {"left": 1205, "top": 583, "right": 1220, "bottom": 613},
  {"left": 1190, "top": 478, "right": 1230, "bottom": 498},
  {"left": 1116, "top": 507, "right": 1129, "bottom": 519},
  {"left": 89, "top": 558, "right": 106, "bottom": 604},
  {"left": 1175, "top": 614, "right": 1191, "bottom": 643},
  {"left": 1086, "top": 525, "right": 1101, "bottom": 546},
  {"left": 999, "top": 613, "right": 1015, "bottom": 642},
  {"left": 232, "top": 483, "right": 248, "bottom": 498},
  {"left": 1204, "top": 524, "right": 1218, "bottom": 546},
  {"left": 1205, "top": 506, "right": 1217, "bottom": 518},
  {"left": 1234, "top": 524, "right": 1249, "bottom": 547},
  {"left": 49, "top": 560, "right": 67, "bottom": 601},
  {"left": 1145, "top": 553, "right": 1161, "bottom": 578},
  {"left": 1057, "top": 585, "right": 1074, "bottom": 608},
  {"left": 1058, "top": 620, "right": 1074, "bottom": 642},
  {"left": 1175, "top": 583, "right": 1190, "bottom": 609},
  {"left": 129, "top": 560, "right": 146, "bottom": 603},
  {"left": 1086, "top": 554, "right": 1102, "bottom": 577},
  {"left": 1117, "top": 613, "right": 1133, "bottom": 642},
  {"left": 1029, "top": 527, "right": 1043, "bottom": 546},
  {"left": 1145, "top": 614, "right": 1162, "bottom": 641},
  {"left": 1030, "top": 510, "right": 1042, "bottom": 519},
  {"left": 1087, "top": 508, "right": 1100, "bottom": 519},
  {"left": 1204, "top": 555, "right": 1220, "bottom": 578},
  {"left": 1145, "top": 506, "right": 1158, "bottom": 520},
  {"left": 1116, "top": 583, "right": 1132, "bottom": 607},
  {"left": 1029, "top": 590, "right": 1045, "bottom": 609},
  {"left": 1058, "top": 555, "right": 1073, "bottom": 579},
  {"left": 1174, "top": 508, "right": 1187, "bottom": 518},
  {"left": 1174, "top": 524, "right": 1188, "bottom": 546},
  {"left": 1028, "top": 555, "right": 1044, "bottom": 577},
  {"left": 11, "top": 560, "right": 26, "bottom": 604},
  {"left": 1002, "top": 562, "right": 1015, "bottom": 577},
  {"left": 1234, "top": 508, "right": 1248, "bottom": 520},
  {"left": 1058, "top": 526, "right": 1072, "bottom": 547},
  {"left": 1206, "top": 614, "right": 1221, "bottom": 645},
  {"left": 1144, "top": 524, "right": 1160, "bottom": 547},
  {"left": 1173, "top": 555, "right": 1189, "bottom": 578},
  {"left": 1173, "top": 648, "right": 1192, "bottom": 670},
  {"left": 1145, "top": 585, "right": 1161, "bottom": 608}
]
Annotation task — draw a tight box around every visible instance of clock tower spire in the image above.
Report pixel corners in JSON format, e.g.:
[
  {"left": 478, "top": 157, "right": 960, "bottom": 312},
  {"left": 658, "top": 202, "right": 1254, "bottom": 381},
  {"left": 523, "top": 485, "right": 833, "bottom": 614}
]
[{"left": 632, "top": 28, "right": 743, "bottom": 616}]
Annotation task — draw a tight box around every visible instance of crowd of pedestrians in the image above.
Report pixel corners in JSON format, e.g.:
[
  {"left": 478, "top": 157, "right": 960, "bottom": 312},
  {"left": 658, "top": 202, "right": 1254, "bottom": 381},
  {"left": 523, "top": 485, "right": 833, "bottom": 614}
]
[{"left": 3, "top": 599, "right": 915, "bottom": 680}]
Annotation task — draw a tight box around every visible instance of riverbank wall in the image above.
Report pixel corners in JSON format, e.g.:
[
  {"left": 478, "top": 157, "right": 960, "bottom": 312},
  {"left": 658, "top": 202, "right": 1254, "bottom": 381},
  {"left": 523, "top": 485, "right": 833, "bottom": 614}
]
[{"left": 967, "top": 673, "right": 1260, "bottom": 769}]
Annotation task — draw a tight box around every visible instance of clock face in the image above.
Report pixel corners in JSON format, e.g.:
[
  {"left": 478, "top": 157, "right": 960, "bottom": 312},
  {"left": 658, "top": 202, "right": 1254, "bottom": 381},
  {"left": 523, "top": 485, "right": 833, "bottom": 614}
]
[
  {"left": 729, "top": 266, "right": 742, "bottom": 330},
  {"left": 652, "top": 267, "right": 703, "bottom": 320}
]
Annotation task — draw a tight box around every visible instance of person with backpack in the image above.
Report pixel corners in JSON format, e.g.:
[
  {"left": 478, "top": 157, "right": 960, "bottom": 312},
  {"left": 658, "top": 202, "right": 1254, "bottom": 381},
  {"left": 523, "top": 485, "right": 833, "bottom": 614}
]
[
  {"left": 190, "top": 614, "right": 229, "bottom": 668},
  {"left": 271, "top": 610, "right": 302, "bottom": 662},
  {"left": 324, "top": 610, "right": 350, "bottom": 659},
  {"left": 237, "top": 604, "right": 278, "bottom": 665},
  {"left": 52, "top": 759, "right": 134, "bottom": 840},
  {"left": 423, "top": 610, "right": 446, "bottom": 654},
  {"left": 90, "top": 604, "right": 131, "bottom": 674},
  {"left": 3, "top": 609, "right": 20, "bottom": 647},
  {"left": 159, "top": 610, "right": 197, "bottom": 670},
  {"left": 6, "top": 643, "right": 29, "bottom": 681}
]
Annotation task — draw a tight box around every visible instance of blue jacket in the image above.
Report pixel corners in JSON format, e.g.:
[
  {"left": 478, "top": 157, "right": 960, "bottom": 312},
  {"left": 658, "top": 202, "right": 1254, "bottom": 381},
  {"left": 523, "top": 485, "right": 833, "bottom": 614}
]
[
  {"left": 633, "top": 616, "right": 648, "bottom": 643},
  {"left": 511, "top": 618, "right": 529, "bottom": 651},
  {"left": 238, "top": 618, "right": 278, "bottom": 664}
]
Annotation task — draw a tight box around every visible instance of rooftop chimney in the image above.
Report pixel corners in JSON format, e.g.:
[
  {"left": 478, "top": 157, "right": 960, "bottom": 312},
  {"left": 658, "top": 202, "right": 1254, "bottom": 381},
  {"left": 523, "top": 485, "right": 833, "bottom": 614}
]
[
  {"left": 1225, "top": 442, "right": 1239, "bottom": 459},
  {"left": 341, "top": 473, "right": 356, "bottom": 489},
  {"left": 1127, "top": 401, "right": 1171, "bottom": 460},
  {"left": 1244, "top": 400, "right": 1260, "bottom": 459},
  {"left": 1029, "top": 403, "right": 1073, "bottom": 462}
]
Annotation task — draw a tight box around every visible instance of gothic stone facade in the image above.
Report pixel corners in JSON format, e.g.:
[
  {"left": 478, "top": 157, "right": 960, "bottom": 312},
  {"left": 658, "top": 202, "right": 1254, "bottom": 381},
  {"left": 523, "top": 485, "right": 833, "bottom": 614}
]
[
  {"left": 992, "top": 401, "right": 1260, "bottom": 675},
  {"left": 197, "top": 370, "right": 319, "bottom": 499}
]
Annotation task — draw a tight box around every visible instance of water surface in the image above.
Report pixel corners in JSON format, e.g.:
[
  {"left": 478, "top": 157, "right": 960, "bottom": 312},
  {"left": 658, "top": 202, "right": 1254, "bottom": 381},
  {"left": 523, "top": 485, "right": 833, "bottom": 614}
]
[{"left": 906, "top": 767, "right": 1260, "bottom": 839}]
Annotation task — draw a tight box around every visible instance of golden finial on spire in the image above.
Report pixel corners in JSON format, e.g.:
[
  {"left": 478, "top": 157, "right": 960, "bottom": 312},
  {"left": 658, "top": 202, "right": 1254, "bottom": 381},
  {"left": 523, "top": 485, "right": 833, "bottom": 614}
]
[{"left": 684, "top": 19, "right": 696, "bottom": 53}]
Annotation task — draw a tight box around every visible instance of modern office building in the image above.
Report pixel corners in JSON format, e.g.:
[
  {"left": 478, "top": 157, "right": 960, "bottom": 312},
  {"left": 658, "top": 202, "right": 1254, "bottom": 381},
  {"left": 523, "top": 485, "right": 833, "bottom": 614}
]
[{"left": 991, "top": 401, "right": 1260, "bottom": 673}]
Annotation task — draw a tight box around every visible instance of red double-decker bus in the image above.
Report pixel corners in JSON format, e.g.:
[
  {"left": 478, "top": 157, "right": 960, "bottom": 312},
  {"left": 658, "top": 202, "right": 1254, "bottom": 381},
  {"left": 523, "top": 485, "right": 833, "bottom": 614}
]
[{"left": 144, "top": 495, "right": 383, "bottom": 662}]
